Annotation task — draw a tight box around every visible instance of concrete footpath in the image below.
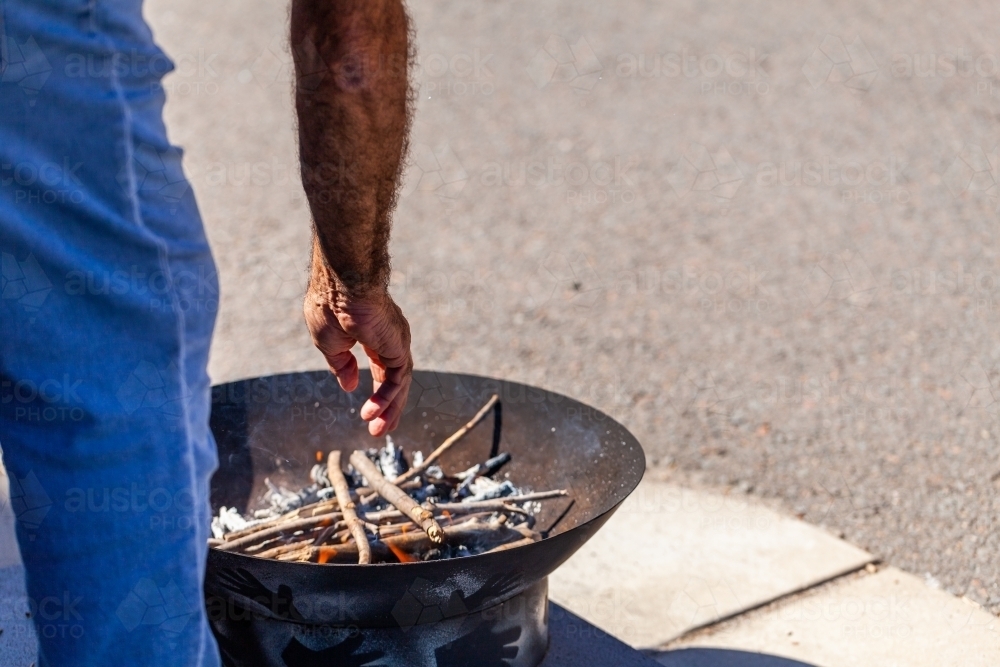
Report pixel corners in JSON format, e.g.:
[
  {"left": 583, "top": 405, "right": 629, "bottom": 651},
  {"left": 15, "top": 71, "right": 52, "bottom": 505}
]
[
  {"left": 4, "top": 459, "right": 1000, "bottom": 665},
  {"left": 548, "top": 477, "right": 1000, "bottom": 665}
]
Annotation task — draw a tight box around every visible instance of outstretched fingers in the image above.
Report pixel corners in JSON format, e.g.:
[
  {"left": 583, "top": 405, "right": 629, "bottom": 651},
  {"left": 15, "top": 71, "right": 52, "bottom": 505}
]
[
  {"left": 326, "top": 349, "right": 360, "bottom": 392},
  {"left": 363, "top": 354, "right": 412, "bottom": 436}
]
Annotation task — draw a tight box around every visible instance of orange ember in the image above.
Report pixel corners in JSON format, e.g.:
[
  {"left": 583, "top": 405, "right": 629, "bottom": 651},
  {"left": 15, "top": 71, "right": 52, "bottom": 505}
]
[{"left": 387, "top": 542, "right": 418, "bottom": 563}]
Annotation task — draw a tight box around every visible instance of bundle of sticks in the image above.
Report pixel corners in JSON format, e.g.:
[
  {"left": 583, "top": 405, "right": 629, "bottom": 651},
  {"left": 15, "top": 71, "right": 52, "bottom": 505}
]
[{"left": 208, "top": 395, "right": 568, "bottom": 564}]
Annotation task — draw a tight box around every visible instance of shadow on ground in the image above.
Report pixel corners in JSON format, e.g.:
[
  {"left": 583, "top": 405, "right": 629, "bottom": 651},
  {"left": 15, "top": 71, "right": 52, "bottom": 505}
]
[{"left": 653, "top": 648, "right": 818, "bottom": 667}]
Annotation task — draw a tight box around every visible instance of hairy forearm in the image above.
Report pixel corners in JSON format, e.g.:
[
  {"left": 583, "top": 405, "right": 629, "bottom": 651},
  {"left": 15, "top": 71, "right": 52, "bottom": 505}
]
[{"left": 291, "top": 0, "right": 412, "bottom": 295}]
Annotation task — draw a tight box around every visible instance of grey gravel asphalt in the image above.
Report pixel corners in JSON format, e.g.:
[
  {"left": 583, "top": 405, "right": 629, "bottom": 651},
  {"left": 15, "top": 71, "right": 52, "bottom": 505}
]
[{"left": 148, "top": 0, "right": 1000, "bottom": 611}]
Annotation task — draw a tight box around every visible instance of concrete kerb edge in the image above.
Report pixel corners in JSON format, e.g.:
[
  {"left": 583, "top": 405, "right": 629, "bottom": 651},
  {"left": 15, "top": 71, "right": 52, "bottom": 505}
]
[{"left": 645, "top": 559, "right": 879, "bottom": 652}]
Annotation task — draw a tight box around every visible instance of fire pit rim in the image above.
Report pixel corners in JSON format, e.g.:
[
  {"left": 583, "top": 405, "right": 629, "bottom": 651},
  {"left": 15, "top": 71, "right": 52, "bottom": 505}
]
[{"left": 208, "top": 367, "right": 646, "bottom": 570}]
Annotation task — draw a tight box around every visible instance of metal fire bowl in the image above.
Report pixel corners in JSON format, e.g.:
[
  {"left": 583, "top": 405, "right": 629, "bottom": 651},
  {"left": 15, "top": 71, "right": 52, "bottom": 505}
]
[{"left": 205, "top": 370, "right": 644, "bottom": 666}]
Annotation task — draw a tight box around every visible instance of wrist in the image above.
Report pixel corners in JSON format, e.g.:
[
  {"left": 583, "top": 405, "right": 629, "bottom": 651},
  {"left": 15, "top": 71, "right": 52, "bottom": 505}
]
[{"left": 308, "top": 239, "right": 389, "bottom": 303}]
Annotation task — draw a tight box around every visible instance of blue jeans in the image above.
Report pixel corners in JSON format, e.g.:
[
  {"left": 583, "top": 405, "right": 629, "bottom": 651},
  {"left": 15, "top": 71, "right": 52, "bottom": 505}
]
[{"left": 1, "top": 0, "right": 221, "bottom": 664}]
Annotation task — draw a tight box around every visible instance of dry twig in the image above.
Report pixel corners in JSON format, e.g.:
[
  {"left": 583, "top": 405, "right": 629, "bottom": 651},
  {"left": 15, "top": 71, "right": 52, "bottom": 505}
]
[
  {"left": 350, "top": 450, "right": 444, "bottom": 543},
  {"left": 215, "top": 512, "right": 342, "bottom": 552},
  {"left": 394, "top": 394, "right": 499, "bottom": 483},
  {"left": 328, "top": 450, "right": 371, "bottom": 564}
]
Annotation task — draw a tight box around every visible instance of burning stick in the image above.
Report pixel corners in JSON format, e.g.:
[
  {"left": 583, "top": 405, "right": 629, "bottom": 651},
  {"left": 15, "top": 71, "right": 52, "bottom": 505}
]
[
  {"left": 394, "top": 394, "right": 499, "bottom": 484},
  {"left": 290, "top": 521, "right": 529, "bottom": 563},
  {"left": 350, "top": 450, "right": 444, "bottom": 544},
  {"left": 328, "top": 451, "right": 371, "bottom": 564}
]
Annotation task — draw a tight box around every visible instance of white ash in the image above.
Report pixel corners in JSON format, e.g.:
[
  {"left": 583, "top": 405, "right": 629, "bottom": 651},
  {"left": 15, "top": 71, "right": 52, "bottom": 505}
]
[
  {"left": 309, "top": 463, "right": 330, "bottom": 487},
  {"left": 377, "top": 436, "right": 408, "bottom": 479},
  {"left": 211, "top": 506, "right": 264, "bottom": 539},
  {"left": 455, "top": 463, "right": 481, "bottom": 482},
  {"left": 257, "top": 477, "right": 334, "bottom": 518},
  {"left": 212, "top": 437, "right": 537, "bottom": 542},
  {"left": 461, "top": 478, "right": 518, "bottom": 503}
]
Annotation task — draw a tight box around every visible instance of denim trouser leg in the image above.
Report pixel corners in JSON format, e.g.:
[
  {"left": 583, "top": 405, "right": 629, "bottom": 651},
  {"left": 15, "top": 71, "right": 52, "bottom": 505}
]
[{"left": 1, "top": 1, "right": 220, "bottom": 664}]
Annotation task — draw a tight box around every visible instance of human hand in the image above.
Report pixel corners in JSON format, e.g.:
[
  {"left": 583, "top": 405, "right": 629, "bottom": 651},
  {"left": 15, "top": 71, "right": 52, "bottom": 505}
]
[{"left": 304, "top": 264, "right": 413, "bottom": 436}]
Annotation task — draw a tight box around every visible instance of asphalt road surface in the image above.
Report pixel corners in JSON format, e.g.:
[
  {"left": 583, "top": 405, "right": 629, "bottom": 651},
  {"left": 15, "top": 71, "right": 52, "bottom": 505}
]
[{"left": 145, "top": 0, "right": 1000, "bottom": 611}]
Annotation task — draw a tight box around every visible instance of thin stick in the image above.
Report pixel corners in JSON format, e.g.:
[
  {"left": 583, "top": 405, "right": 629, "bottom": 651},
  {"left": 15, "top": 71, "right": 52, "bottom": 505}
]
[
  {"left": 394, "top": 394, "right": 499, "bottom": 484},
  {"left": 350, "top": 450, "right": 444, "bottom": 543},
  {"left": 243, "top": 525, "right": 326, "bottom": 553},
  {"left": 359, "top": 478, "right": 424, "bottom": 506},
  {"left": 292, "top": 521, "right": 518, "bottom": 563},
  {"left": 481, "top": 536, "right": 537, "bottom": 554},
  {"left": 371, "top": 511, "right": 498, "bottom": 538},
  {"left": 328, "top": 451, "right": 371, "bottom": 564},
  {"left": 223, "top": 484, "right": 383, "bottom": 543},
  {"left": 214, "top": 512, "right": 342, "bottom": 552},
  {"left": 255, "top": 539, "right": 324, "bottom": 560},
  {"left": 311, "top": 522, "right": 340, "bottom": 546},
  {"left": 222, "top": 498, "right": 339, "bottom": 542},
  {"left": 430, "top": 490, "right": 568, "bottom": 511},
  {"left": 358, "top": 491, "right": 566, "bottom": 524},
  {"left": 276, "top": 545, "right": 316, "bottom": 561}
]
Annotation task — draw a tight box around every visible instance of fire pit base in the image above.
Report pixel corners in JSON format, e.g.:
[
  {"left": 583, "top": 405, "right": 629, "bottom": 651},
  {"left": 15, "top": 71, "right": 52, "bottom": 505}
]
[
  {"left": 206, "top": 579, "right": 549, "bottom": 667},
  {"left": 208, "top": 577, "right": 550, "bottom": 667}
]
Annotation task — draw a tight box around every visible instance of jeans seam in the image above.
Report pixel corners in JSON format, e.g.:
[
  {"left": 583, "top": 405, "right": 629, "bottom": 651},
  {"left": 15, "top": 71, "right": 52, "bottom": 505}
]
[{"left": 96, "top": 6, "right": 210, "bottom": 664}]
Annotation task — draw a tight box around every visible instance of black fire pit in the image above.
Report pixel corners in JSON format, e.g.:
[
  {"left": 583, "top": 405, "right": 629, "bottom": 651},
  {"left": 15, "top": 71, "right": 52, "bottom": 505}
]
[{"left": 205, "top": 370, "right": 644, "bottom": 667}]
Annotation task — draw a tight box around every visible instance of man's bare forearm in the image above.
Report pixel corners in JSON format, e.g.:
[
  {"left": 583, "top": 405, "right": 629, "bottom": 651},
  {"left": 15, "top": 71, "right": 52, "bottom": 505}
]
[{"left": 292, "top": 0, "right": 412, "bottom": 296}]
